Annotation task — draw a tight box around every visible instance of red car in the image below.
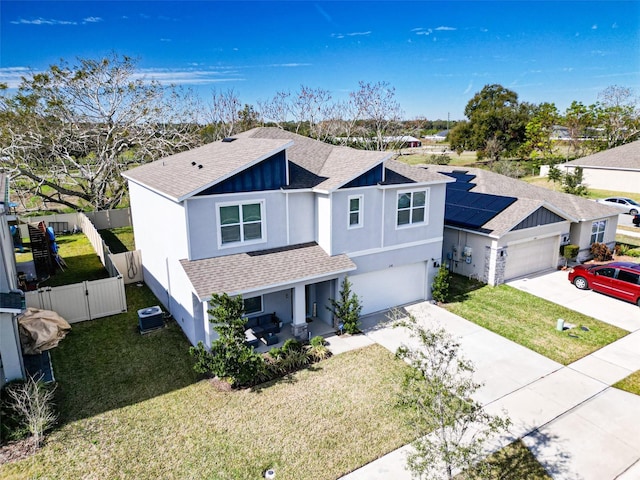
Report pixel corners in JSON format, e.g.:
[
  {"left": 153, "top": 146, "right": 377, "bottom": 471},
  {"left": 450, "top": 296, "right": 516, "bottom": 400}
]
[{"left": 568, "top": 262, "right": 640, "bottom": 306}]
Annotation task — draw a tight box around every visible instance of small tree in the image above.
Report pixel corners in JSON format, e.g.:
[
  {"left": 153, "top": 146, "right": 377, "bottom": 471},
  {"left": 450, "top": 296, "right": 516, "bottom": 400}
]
[
  {"left": 547, "top": 164, "right": 563, "bottom": 184},
  {"left": 189, "top": 293, "right": 264, "bottom": 386},
  {"left": 5, "top": 375, "right": 57, "bottom": 452},
  {"left": 431, "top": 265, "right": 451, "bottom": 303},
  {"left": 393, "top": 313, "right": 510, "bottom": 480},
  {"left": 562, "top": 167, "right": 588, "bottom": 196},
  {"left": 327, "top": 276, "right": 362, "bottom": 334}
]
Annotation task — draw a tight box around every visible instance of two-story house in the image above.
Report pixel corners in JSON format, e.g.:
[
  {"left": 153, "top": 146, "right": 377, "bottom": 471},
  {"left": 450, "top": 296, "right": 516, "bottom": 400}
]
[{"left": 123, "top": 127, "right": 452, "bottom": 347}]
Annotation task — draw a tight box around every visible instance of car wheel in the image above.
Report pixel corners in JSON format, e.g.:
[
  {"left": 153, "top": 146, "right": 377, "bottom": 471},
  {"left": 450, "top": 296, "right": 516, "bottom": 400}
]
[
  {"left": 630, "top": 209, "right": 639, "bottom": 215},
  {"left": 573, "top": 276, "right": 589, "bottom": 290}
]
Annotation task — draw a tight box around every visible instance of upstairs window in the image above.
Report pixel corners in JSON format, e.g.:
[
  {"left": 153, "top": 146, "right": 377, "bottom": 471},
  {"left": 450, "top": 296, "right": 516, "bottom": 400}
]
[
  {"left": 218, "top": 201, "right": 265, "bottom": 246},
  {"left": 348, "top": 195, "right": 363, "bottom": 228},
  {"left": 397, "top": 190, "right": 427, "bottom": 227},
  {"left": 590, "top": 220, "right": 606, "bottom": 244}
]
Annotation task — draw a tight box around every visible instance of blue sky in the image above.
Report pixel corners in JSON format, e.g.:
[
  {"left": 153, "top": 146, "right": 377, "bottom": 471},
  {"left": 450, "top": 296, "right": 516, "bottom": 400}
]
[{"left": 1, "top": 1, "right": 639, "bottom": 120}]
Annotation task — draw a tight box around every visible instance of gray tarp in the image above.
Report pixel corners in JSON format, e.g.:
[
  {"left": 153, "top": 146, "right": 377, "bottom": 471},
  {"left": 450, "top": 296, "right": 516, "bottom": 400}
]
[{"left": 18, "top": 307, "right": 71, "bottom": 355}]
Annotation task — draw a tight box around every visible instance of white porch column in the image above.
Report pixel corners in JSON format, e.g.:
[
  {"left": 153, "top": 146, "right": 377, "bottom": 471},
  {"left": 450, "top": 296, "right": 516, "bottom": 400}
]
[{"left": 290, "top": 284, "right": 308, "bottom": 339}]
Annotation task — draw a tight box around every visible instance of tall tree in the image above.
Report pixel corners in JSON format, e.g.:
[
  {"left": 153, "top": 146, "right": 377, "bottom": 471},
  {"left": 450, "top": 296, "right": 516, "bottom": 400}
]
[
  {"left": 450, "top": 84, "right": 532, "bottom": 160},
  {"left": 562, "top": 101, "right": 598, "bottom": 157},
  {"left": 522, "top": 102, "right": 559, "bottom": 161},
  {"left": 0, "top": 54, "right": 202, "bottom": 211},
  {"left": 203, "top": 88, "right": 241, "bottom": 142},
  {"left": 596, "top": 85, "right": 640, "bottom": 148},
  {"left": 348, "top": 80, "right": 403, "bottom": 151}
]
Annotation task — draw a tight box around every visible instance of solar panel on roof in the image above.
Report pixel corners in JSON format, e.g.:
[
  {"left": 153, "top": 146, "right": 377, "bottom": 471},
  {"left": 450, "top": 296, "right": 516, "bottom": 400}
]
[{"left": 442, "top": 171, "right": 517, "bottom": 229}]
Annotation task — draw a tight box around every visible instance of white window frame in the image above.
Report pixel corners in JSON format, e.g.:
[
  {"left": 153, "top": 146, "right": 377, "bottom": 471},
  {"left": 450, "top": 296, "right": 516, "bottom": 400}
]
[
  {"left": 590, "top": 220, "right": 606, "bottom": 244},
  {"left": 348, "top": 194, "right": 364, "bottom": 229},
  {"left": 243, "top": 295, "right": 263, "bottom": 316},
  {"left": 216, "top": 199, "right": 267, "bottom": 249},
  {"left": 396, "top": 188, "right": 429, "bottom": 229}
]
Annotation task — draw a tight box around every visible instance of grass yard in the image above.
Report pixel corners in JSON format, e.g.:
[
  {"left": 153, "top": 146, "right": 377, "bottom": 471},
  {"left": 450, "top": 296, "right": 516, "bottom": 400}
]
[
  {"left": 614, "top": 370, "right": 640, "bottom": 396},
  {"left": 0, "top": 284, "right": 417, "bottom": 479},
  {"left": 99, "top": 226, "right": 135, "bottom": 253},
  {"left": 460, "top": 440, "right": 551, "bottom": 479},
  {"left": 616, "top": 233, "right": 640, "bottom": 249},
  {"left": 15, "top": 232, "right": 109, "bottom": 287},
  {"left": 443, "top": 275, "right": 628, "bottom": 365}
]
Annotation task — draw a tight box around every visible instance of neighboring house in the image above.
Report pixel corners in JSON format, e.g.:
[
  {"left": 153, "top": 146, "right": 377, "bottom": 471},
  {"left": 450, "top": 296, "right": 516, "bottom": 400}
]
[
  {"left": 432, "top": 166, "right": 620, "bottom": 285},
  {"left": 559, "top": 140, "right": 640, "bottom": 194},
  {"left": 123, "top": 127, "right": 452, "bottom": 347},
  {"left": 0, "top": 173, "right": 25, "bottom": 387},
  {"left": 383, "top": 136, "right": 422, "bottom": 148},
  {"left": 423, "top": 130, "right": 449, "bottom": 142}
]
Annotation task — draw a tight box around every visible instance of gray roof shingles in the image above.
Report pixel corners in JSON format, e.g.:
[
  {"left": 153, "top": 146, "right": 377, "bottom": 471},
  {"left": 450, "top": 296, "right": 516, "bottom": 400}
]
[
  {"left": 180, "top": 242, "right": 356, "bottom": 299},
  {"left": 562, "top": 140, "right": 640, "bottom": 170},
  {"left": 123, "top": 137, "right": 293, "bottom": 201},
  {"left": 124, "top": 127, "right": 453, "bottom": 200}
]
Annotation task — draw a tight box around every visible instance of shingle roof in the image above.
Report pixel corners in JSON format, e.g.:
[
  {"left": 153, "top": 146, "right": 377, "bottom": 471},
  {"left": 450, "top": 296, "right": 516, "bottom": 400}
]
[
  {"left": 236, "top": 127, "right": 393, "bottom": 191},
  {"left": 431, "top": 165, "right": 620, "bottom": 236},
  {"left": 123, "top": 137, "right": 293, "bottom": 201},
  {"left": 180, "top": 242, "right": 356, "bottom": 300},
  {"left": 562, "top": 140, "right": 640, "bottom": 170}
]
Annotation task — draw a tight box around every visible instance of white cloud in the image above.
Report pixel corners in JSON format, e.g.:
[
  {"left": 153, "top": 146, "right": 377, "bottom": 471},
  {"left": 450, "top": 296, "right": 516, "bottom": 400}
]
[
  {"left": 266, "top": 63, "right": 312, "bottom": 68},
  {"left": 160, "top": 38, "right": 172, "bottom": 42},
  {"left": 0, "top": 67, "right": 33, "bottom": 88},
  {"left": 82, "top": 17, "right": 103, "bottom": 24},
  {"left": 10, "top": 17, "right": 77, "bottom": 25},
  {"left": 463, "top": 82, "right": 473, "bottom": 94},
  {"left": 136, "top": 68, "right": 245, "bottom": 86},
  {"left": 435, "top": 26, "right": 456, "bottom": 31},
  {"left": 331, "top": 31, "right": 371, "bottom": 39},
  {"left": 591, "top": 24, "right": 598, "bottom": 30}
]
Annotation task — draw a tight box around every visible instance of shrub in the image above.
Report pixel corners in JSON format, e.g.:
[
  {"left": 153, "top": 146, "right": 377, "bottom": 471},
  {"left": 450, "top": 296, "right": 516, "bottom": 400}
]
[
  {"left": 307, "top": 336, "right": 331, "bottom": 361},
  {"left": 327, "top": 276, "right": 362, "bottom": 334},
  {"left": 590, "top": 242, "right": 613, "bottom": 262},
  {"left": 561, "top": 244, "right": 579, "bottom": 265},
  {"left": 1, "top": 380, "right": 30, "bottom": 444},
  {"left": 189, "top": 293, "right": 265, "bottom": 387},
  {"left": 627, "top": 248, "right": 640, "bottom": 258},
  {"left": 431, "top": 265, "right": 451, "bottom": 303},
  {"left": 3, "top": 375, "right": 58, "bottom": 451},
  {"left": 616, "top": 244, "right": 631, "bottom": 256}
]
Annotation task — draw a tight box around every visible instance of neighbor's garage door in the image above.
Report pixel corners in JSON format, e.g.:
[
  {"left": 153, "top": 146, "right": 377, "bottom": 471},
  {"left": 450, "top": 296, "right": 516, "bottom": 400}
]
[
  {"left": 504, "top": 236, "right": 558, "bottom": 281},
  {"left": 349, "top": 262, "right": 426, "bottom": 315}
]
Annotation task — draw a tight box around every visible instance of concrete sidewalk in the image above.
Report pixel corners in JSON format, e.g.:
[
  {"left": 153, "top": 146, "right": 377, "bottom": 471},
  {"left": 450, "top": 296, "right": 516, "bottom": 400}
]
[{"left": 339, "top": 302, "right": 640, "bottom": 480}]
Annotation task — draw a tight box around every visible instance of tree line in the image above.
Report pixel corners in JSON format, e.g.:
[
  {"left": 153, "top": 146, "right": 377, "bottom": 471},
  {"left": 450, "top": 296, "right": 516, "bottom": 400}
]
[{"left": 1, "top": 53, "right": 638, "bottom": 212}]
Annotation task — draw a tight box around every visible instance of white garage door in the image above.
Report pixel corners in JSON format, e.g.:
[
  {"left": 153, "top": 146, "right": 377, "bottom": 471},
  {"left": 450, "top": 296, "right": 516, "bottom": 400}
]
[
  {"left": 350, "top": 262, "right": 427, "bottom": 315},
  {"left": 504, "top": 236, "right": 558, "bottom": 281}
]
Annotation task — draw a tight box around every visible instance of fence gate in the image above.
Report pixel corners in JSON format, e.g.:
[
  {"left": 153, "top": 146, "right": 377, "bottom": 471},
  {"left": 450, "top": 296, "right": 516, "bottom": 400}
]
[{"left": 25, "top": 277, "right": 126, "bottom": 324}]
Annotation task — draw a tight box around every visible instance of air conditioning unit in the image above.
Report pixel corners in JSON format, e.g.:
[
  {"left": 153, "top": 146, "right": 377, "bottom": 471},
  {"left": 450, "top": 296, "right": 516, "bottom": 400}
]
[{"left": 137, "top": 305, "right": 164, "bottom": 333}]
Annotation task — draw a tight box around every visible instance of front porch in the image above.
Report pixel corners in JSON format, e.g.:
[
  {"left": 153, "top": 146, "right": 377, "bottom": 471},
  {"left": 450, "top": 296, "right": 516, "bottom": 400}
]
[
  {"left": 180, "top": 242, "right": 357, "bottom": 348},
  {"left": 251, "top": 316, "right": 337, "bottom": 353}
]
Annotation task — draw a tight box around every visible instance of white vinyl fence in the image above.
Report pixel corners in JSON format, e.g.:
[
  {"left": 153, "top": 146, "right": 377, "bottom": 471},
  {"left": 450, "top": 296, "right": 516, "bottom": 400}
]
[
  {"left": 21, "top": 208, "right": 140, "bottom": 323},
  {"left": 25, "top": 277, "right": 126, "bottom": 324}
]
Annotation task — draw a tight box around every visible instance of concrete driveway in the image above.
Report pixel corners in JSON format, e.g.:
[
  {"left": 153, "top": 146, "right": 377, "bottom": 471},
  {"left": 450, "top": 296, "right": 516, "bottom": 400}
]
[
  {"left": 508, "top": 270, "right": 640, "bottom": 332},
  {"left": 342, "top": 297, "right": 640, "bottom": 480}
]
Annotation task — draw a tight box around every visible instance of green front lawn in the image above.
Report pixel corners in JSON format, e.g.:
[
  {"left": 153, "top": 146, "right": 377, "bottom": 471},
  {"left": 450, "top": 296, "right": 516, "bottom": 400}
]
[
  {"left": 443, "top": 276, "right": 628, "bottom": 365},
  {"left": 614, "top": 370, "right": 640, "bottom": 395},
  {"left": 0, "top": 285, "right": 417, "bottom": 479}
]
